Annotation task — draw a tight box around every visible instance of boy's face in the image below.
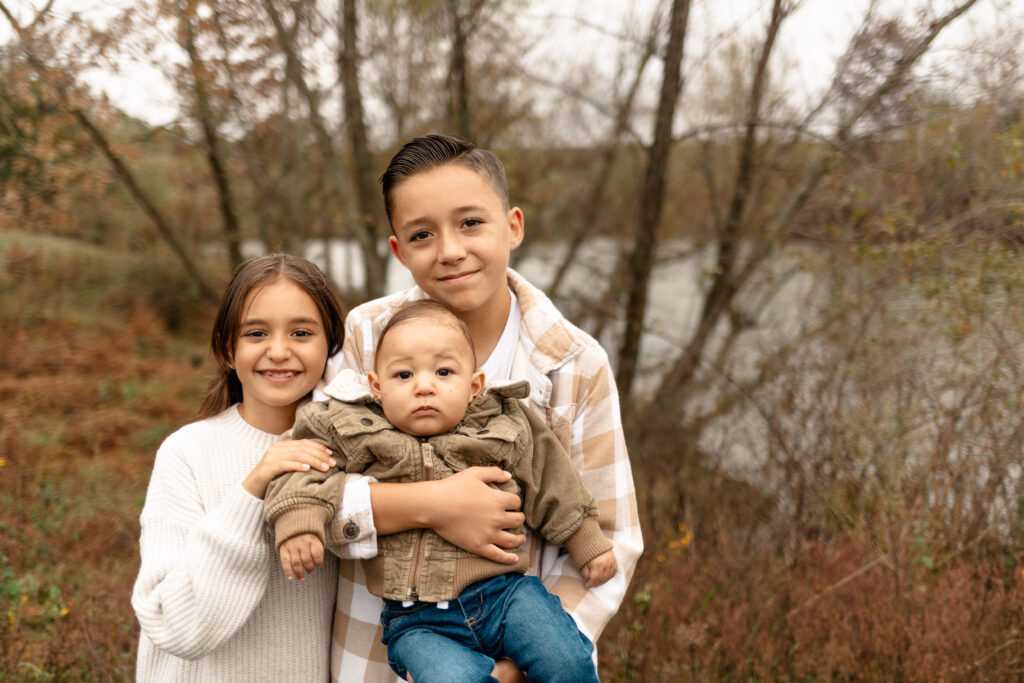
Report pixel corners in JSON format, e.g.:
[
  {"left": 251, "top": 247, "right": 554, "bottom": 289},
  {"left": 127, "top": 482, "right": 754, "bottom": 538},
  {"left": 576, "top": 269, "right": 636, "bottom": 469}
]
[
  {"left": 368, "top": 317, "right": 485, "bottom": 436},
  {"left": 387, "top": 164, "right": 524, "bottom": 317}
]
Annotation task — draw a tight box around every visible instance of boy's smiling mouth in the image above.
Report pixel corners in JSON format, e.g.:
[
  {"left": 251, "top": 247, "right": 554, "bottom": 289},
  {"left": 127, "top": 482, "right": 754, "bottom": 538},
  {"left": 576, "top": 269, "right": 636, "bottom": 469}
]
[{"left": 437, "top": 270, "right": 477, "bottom": 284}]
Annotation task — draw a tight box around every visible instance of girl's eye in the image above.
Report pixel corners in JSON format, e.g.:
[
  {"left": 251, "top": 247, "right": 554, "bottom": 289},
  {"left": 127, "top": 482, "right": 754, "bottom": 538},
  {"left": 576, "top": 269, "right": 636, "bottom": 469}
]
[
  {"left": 292, "top": 329, "right": 312, "bottom": 338},
  {"left": 243, "top": 330, "right": 267, "bottom": 339}
]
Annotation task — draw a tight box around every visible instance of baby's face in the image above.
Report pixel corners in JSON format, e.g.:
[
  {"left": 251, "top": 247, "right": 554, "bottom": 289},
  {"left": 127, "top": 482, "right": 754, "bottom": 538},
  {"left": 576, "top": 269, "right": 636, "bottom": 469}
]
[{"left": 369, "top": 318, "right": 483, "bottom": 436}]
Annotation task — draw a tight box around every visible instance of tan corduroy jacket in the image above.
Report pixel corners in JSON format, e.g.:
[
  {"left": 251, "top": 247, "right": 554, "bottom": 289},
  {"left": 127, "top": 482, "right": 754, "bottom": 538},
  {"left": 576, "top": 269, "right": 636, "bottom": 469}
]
[{"left": 264, "top": 370, "right": 612, "bottom": 603}]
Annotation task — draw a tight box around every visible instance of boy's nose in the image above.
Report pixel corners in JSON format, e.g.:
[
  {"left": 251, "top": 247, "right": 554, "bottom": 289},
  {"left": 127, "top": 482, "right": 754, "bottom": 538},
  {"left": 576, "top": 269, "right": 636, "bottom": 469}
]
[{"left": 436, "top": 230, "right": 466, "bottom": 264}]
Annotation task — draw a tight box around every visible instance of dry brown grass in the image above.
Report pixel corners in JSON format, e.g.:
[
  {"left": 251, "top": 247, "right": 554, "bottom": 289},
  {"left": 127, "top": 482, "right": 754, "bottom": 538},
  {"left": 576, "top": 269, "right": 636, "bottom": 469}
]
[{"left": 5, "top": 230, "right": 1024, "bottom": 680}]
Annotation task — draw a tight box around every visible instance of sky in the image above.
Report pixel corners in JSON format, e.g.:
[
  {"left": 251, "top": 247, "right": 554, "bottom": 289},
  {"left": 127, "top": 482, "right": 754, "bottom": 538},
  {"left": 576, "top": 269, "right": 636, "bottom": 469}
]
[{"left": 1, "top": 0, "right": 1017, "bottom": 128}]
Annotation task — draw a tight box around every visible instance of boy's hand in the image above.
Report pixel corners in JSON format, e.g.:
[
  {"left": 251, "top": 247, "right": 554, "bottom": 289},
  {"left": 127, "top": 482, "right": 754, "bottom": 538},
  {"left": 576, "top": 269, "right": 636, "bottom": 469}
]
[
  {"left": 279, "top": 532, "right": 325, "bottom": 580},
  {"left": 491, "top": 658, "right": 526, "bottom": 683},
  {"left": 581, "top": 549, "right": 617, "bottom": 589},
  {"left": 430, "top": 467, "right": 526, "bottom": 565},
  {"left": 242, "top": 439, "right": 335, "bottom": 499}
]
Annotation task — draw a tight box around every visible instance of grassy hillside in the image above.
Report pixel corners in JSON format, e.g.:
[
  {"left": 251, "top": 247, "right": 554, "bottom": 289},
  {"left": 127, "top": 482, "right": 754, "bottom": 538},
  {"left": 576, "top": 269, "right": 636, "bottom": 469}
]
[{"left": 1, "top": 231, "right": 213, "bottom": 678}]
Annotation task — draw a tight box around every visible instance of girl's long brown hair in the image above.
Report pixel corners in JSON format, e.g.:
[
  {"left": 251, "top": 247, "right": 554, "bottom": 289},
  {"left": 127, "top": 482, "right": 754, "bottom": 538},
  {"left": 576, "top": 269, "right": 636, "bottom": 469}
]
[{"left": 197, "top": 253, "right": 347, "bottom": 420}]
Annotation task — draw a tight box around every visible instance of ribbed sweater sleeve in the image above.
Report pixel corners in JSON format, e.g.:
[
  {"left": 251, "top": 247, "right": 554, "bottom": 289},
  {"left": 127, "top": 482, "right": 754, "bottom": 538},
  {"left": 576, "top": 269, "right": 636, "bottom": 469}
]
[{"left": 131, "top": 414, "right": 275, "bottom": 660}]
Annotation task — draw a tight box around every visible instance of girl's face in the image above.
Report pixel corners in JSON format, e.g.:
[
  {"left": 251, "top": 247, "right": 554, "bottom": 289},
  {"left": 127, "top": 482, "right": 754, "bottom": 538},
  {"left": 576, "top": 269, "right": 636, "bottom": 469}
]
[{"left": 231, "top": 277, "right": 329, "bottom": 434}]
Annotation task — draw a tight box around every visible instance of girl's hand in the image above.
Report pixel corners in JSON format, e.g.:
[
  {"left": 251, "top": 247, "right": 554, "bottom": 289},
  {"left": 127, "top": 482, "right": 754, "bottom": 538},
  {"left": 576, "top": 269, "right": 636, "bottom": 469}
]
[
  {"left": 242, "top": 439, "right": 335, "bottom": 499},
  {"left": 581, "top": 549, "right": 618, "bottom": 589},
  {"left": 279, "top": 532, "right": 325, "bottom": 580}
]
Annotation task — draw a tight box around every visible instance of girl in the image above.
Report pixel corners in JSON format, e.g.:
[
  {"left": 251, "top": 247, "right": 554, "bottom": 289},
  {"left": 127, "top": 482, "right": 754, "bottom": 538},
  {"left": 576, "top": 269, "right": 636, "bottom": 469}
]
[{"left": 132, "top": 254, "right": 345, "bottom": 681}]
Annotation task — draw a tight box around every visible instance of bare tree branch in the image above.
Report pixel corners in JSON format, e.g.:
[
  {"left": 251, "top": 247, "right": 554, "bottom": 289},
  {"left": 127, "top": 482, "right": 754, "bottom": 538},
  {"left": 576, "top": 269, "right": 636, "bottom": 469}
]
[{"left": 0, "top": 0, "right": 219, "bottom": 301}]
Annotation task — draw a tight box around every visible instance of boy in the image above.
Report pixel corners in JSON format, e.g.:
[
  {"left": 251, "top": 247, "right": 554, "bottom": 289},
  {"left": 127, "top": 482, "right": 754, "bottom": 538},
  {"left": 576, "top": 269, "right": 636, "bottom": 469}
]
[
  {"left": 305, "top": 134, "right": 642, "bottom": 682},
  {"left": 266, "top": 300, "right": 617, "bottom": 681}
]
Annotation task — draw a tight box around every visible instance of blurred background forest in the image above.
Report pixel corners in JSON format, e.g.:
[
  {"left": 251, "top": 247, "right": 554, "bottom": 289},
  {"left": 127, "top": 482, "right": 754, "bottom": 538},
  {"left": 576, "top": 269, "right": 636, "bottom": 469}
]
[{"left": 4, "top": 0, "right": 1024, "bottom": 679}]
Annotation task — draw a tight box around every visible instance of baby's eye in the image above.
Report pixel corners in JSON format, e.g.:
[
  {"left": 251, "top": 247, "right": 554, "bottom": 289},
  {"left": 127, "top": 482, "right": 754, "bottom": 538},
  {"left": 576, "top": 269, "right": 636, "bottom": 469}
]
[
  {"left": 436, "top": 368, "right": 453, "bottom": 377},
  {"left": 395, "top": 371, "right": 412, "bottom": 380}
]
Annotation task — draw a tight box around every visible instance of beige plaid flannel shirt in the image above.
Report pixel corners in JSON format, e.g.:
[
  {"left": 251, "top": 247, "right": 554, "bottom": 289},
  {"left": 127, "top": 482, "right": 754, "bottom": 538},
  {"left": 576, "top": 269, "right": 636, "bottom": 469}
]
[{"left": 323, "top": 269, "right": 643, "bottom": 682}]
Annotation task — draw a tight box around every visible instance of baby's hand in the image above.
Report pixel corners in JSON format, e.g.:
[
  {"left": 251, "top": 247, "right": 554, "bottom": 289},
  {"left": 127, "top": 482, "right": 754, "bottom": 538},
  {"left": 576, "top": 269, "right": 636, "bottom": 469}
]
[
  {"left": 580, "top": 549, "right": 617, "bottom": 589},
  {"left": 279, "top": 532, "right": 325, "bottom": 580}
]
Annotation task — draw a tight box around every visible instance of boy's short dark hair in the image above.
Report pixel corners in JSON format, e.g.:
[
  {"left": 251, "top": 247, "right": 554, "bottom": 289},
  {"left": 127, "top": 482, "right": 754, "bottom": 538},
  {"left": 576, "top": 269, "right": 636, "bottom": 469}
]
[{"left": 379, "top": 134, "right": 510, "bottom": 228}]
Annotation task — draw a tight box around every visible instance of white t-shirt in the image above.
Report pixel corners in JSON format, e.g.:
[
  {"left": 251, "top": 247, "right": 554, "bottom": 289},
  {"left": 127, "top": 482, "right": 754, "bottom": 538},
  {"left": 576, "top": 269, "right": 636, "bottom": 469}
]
[{"left": 478, "top": 289, "right": 521, "bottom": 383}]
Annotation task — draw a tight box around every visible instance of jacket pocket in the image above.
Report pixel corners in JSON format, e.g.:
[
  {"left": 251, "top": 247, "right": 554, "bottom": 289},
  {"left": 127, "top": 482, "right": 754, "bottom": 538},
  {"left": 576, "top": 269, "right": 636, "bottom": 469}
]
[{"left": 445, "top": 418, "right": 520, "bottom": 471}]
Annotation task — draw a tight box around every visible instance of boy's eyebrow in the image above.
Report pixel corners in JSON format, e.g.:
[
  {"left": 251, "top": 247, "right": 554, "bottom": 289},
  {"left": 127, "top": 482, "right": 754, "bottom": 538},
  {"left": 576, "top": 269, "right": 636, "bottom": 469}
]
[{"left": 396, "top": 204, "right": 492, "bottom": 233}]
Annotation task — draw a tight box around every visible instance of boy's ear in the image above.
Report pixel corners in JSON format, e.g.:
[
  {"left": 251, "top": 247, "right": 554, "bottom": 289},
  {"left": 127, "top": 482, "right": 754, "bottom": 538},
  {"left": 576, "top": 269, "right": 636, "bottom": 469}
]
[
  {"left": 367, "top": 371, "right": 383, "bottom": 401},
  {"left": 507, "top": 207, "right": 524, "bottom": 251},
  {"left": 388, "top": 236, "right": 408, "bottom": 267}
]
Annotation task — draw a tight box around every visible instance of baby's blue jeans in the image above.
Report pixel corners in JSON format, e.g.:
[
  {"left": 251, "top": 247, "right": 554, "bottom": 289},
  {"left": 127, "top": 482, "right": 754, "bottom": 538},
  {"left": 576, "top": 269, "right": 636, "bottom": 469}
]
[{"left": 381, "top": 573, "right": 599, "bottom": 683}]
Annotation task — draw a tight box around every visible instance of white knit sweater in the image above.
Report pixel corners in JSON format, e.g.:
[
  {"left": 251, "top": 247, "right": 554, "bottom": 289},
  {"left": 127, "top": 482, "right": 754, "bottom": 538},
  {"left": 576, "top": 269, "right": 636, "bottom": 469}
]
[{"left": 132, "top": 405, "right": 337, "bottom": 682}]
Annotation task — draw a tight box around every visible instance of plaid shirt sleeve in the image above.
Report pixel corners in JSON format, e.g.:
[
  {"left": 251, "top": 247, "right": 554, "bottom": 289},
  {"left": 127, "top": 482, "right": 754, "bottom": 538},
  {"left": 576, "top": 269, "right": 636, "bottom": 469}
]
[
  {"left": 316, "top": 305, "right": 385, "bottom": 564},
  {"left": 533, "top": 343, "right": 643, "bottom": 643}
]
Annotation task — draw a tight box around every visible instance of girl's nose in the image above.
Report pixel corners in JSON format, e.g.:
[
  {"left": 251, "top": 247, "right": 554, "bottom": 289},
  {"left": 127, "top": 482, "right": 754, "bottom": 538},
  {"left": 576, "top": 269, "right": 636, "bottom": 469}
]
[{"left": 267, "top": 336, "right": 291, "bottom": 360}]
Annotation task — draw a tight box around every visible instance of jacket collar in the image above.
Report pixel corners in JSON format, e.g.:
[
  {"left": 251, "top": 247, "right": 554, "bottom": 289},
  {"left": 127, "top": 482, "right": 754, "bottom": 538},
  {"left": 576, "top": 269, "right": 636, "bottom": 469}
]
[{"left": 505, "top": 269, "right": 584, "bottom": 375}]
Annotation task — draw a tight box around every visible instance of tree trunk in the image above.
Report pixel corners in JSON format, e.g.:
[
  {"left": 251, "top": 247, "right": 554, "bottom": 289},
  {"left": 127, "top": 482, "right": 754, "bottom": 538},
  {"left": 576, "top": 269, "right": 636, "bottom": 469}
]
[
  {"left": 446, "top": 0, "right": 471, "bottom": 138},
  {"left": 179, "top": 0, "right": 243, "bottom": 270},
  {"left": 340, "top": 0, "right": 388, "bottom": 296},
  {"left": 73, "top": 109, "right": 219, "bottom": 301},
  {"left": 615, "top": 0, "right": 691, "bottom": 399}
]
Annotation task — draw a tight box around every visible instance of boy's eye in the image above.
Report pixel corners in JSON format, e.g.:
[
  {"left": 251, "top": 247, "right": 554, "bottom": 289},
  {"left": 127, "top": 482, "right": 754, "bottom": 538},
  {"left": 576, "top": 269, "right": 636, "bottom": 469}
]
[
  {"left": 462, "top": 218, "right": 481, "bottom": 229},
  {"left": 409, "top": 230, "right": 431, "bottom": 242}
]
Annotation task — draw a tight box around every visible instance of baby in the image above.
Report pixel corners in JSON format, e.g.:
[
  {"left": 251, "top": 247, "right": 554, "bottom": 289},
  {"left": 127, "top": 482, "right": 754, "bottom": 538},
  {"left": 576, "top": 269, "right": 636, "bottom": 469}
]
[{"left": 265, "top": 299, "right": 616, "bottom": 682}]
